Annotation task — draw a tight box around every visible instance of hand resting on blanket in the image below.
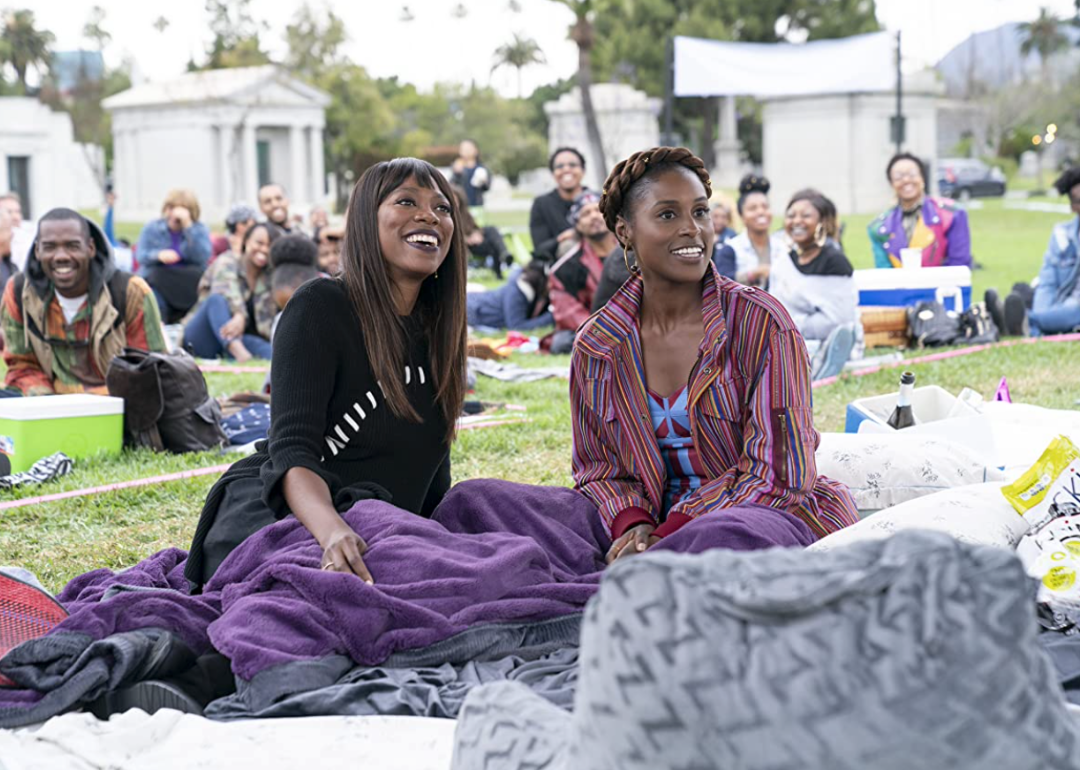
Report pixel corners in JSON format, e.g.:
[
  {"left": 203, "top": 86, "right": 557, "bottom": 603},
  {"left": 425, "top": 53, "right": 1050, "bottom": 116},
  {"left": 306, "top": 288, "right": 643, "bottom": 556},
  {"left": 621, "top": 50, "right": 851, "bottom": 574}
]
[
  {"left": 284, "top": 466, "right": 375, "bottom": 583},
  {"left": 606, "top": 523, "right": 661, "bottom": 564}
]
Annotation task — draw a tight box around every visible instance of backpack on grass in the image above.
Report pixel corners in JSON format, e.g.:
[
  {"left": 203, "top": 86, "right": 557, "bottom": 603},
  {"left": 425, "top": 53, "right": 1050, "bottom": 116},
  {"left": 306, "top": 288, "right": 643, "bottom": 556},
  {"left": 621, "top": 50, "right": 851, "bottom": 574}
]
[{"left": 106, "top": 348, "right": 227, "bottom": 453}]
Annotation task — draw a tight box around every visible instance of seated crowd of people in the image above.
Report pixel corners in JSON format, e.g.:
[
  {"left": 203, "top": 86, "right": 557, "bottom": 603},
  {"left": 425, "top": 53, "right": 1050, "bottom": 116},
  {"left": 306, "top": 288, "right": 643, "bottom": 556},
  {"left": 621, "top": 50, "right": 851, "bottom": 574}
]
[
  {"left": 1, "top": 141, "right": 1079, "bottom": 720},
  {"left": 0, "top": 183, "right": 344, "bottom": 397}
]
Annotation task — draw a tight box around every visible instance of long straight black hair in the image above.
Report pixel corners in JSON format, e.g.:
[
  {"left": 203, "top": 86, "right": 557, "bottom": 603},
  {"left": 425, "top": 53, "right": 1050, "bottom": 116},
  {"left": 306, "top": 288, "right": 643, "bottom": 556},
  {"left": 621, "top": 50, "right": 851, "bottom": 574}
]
[{"left": 340, "top": 158, "right": 468, "bottom": 444}]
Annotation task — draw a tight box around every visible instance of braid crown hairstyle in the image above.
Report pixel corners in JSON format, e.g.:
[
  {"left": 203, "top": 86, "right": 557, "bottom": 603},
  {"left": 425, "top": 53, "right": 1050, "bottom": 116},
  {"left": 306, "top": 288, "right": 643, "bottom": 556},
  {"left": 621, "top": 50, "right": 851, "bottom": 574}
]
[{"left": 598, "top": 147, "right": 713, "bottom": 249}]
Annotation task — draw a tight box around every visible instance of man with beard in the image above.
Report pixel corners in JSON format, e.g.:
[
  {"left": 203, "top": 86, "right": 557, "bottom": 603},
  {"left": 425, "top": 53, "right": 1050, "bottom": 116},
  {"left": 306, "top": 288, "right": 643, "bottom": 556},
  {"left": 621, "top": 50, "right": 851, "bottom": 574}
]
[
  {"left": 547, "top": 190, "right": 617, "bottom": 354},
  {"left": 258, "top": 183, "right": 293, "bottom": 233},
  {"left": 529, "top": 147, "right": 587, "bottom": 263},
  {"left": 2, "top": 208, "right": 165, "bottom": 395}
]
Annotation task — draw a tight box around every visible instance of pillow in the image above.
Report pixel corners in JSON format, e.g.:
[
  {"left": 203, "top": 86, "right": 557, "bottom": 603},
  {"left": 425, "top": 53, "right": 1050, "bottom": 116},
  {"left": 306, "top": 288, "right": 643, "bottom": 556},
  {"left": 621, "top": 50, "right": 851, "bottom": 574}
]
[
  {"left": 808, "top": 481, "right": 1029, "bottom": 553},
  {"left": 816, "top": 431, "right": 1004, "bottom": 511}
]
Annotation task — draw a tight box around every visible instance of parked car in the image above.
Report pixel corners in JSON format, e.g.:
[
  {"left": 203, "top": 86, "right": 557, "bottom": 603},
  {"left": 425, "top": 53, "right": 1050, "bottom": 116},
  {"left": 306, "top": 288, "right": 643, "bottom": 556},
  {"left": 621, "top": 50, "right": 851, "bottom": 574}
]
[{"left": 937, "top": 158, "right": 1007, "bottom": 200}]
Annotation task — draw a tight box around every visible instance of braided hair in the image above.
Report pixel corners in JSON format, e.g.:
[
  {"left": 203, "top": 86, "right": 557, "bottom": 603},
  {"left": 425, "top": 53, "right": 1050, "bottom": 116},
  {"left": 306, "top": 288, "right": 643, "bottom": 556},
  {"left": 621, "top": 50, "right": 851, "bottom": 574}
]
[
  {"left": 736, "top": 173, "right": 770, "bottom": 215},
  {"left": 598, "top": 146, "right": 713, "bottom": 244}
]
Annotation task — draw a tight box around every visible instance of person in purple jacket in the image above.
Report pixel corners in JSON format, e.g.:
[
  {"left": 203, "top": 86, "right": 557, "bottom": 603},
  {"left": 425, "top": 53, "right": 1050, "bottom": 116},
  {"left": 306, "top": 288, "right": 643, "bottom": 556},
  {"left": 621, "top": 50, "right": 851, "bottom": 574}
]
[{"left": 868, "top": 153, "right": 972, "bottom": 269}]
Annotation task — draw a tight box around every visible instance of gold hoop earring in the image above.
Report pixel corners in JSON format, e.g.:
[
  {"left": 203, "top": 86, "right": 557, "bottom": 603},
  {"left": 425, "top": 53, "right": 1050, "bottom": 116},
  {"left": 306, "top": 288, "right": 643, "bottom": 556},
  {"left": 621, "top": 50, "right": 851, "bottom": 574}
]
[
  {"left": 623, "top": 246, "right": 640, "bottom": 275},
  {"left": 814, "top": 223, "right": 826, "bottom": 247}
]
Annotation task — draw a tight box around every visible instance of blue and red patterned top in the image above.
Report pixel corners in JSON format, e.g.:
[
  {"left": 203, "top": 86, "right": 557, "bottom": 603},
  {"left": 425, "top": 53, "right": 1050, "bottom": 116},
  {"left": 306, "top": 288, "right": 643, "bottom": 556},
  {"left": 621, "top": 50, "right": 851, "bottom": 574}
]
[{"left": 647, "top": 384, "right": 707, "bottom": 515}]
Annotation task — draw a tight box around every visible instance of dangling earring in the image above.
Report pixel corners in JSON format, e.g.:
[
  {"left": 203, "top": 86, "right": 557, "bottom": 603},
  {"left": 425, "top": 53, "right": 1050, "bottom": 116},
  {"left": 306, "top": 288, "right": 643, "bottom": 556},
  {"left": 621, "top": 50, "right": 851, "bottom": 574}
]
[
  {"left": 814, "top": 223, "right": 826, "bottom": 248},
  {"left": 623, "top": 245, "right": 640, "bottom": 275}
]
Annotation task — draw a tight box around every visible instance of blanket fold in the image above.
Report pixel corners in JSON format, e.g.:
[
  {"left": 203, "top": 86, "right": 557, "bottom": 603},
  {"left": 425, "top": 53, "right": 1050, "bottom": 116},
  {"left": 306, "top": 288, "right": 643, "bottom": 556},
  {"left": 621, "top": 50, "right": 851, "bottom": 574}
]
[{"left": 1, "top": 481, "right": 813, "bottom": 728}]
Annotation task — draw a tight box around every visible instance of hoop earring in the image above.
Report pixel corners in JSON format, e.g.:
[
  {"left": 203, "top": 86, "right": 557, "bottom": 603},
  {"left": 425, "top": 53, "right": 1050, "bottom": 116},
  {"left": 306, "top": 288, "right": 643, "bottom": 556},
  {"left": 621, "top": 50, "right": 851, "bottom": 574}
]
[
  {"left": 623, "top": 246, "right": 640, "bottom": 275},
  {"left": 814, "top": 223, "right": 826, "bottom": 247}
]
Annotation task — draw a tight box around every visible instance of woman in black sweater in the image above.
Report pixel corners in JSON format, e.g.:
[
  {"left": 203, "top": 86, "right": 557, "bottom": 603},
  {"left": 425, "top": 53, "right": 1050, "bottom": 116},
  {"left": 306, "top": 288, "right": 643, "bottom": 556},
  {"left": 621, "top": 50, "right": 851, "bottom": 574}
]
[{"left": 187, "top": 158, "right": 467, "bottom": 588}]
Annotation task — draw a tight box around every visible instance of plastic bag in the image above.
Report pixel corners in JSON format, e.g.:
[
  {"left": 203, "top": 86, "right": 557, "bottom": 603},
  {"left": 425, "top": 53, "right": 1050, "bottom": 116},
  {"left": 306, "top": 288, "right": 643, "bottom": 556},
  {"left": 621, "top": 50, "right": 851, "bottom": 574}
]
[{"left": 1002, "top": 435, "right": 1080, "bottom": 532}]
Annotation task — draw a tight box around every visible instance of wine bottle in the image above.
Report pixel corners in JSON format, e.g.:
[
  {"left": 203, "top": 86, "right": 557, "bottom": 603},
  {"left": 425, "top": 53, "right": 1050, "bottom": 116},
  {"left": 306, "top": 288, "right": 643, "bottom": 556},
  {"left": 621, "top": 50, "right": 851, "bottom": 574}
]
[{"left": 887, "top": 371, "right": 916, "bottom": 430}]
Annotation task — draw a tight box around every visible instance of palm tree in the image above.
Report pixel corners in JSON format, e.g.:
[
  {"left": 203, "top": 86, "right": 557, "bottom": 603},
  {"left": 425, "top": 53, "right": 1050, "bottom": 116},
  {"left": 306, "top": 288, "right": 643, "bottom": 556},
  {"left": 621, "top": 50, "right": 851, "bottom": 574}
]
[
  {"left": 1018, "top": 7, "right": 1068, "bottom": 81},
  {"left": 550, "top": 0, "right": 605, "bottom": 175},
  {"left": 492, "top": 33, "right": 546, "bottom": 98},
  {"left": 2, "top": 10, "right": 55, "bottom": 93}
]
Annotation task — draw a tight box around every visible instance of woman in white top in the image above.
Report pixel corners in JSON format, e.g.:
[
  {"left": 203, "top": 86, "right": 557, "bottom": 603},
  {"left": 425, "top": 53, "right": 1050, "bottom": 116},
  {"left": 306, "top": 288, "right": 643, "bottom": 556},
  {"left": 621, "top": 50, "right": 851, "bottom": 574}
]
[{"left": 714, "top": 174, "right": 787, "bottom": 288}]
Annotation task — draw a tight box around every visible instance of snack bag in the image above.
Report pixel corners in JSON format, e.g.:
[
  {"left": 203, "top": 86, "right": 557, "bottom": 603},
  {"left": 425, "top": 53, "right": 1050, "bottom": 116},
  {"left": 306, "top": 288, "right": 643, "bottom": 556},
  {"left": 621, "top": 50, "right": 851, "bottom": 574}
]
[{"left": 1002, "top": 435, "right": 1080, "bottom": 532}]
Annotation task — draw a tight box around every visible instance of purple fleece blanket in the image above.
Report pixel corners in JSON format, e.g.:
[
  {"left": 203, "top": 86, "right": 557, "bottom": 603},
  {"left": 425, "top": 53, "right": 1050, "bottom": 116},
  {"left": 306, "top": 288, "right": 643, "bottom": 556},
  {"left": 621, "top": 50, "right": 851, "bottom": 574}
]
[{"left": 0, "top": 480, "right": 814, "bottom": 726}]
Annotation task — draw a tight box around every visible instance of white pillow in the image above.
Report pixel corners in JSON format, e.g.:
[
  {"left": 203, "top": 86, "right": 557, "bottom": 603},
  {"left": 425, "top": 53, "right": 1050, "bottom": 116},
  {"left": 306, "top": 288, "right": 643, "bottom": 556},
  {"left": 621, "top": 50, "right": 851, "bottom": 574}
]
[
  {"left": 808, "top": 481, "right": 1029, "bottom": 553},
  {"left": 816, "top": 432, "right": 1004, "bottom": 511}
]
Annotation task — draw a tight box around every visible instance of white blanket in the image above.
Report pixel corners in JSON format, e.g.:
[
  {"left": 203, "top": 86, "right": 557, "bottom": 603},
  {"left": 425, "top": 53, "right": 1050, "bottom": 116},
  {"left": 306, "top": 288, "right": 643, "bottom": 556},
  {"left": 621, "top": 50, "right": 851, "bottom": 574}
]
[{"left": 0, "top": 710, "right": 454, "bottom": 770}]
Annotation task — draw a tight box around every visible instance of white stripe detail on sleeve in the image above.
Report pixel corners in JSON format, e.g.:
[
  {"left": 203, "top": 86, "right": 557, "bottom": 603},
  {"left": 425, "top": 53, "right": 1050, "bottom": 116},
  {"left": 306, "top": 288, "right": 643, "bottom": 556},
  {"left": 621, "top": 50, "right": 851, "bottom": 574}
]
[
  {"left": 367, "top": 391, "right": 378, "bottom": 408},
  {"left": 334, "top": 425, "right": 349, "bottom": 443},
  {"left": 354, "top": 402, "right": 367, "bottom": 420},
  {"left": 405, "top": 366, "right": 411, "bottom": 385},
  {"left": 325, "top": 437, "right": 340, "bottom": 457},
  {"left": 343, "top": 412, "right": 360, "bottom": 431},
  {"left": 418, "top": 366, "right": 426, "bottom": 385}
]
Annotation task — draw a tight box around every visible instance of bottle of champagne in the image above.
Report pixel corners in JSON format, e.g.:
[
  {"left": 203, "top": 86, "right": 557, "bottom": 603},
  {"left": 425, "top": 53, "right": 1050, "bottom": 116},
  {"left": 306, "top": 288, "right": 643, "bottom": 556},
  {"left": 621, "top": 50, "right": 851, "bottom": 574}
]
[{"left": 887, "top": 371, "right": 916, "bottom": 430}]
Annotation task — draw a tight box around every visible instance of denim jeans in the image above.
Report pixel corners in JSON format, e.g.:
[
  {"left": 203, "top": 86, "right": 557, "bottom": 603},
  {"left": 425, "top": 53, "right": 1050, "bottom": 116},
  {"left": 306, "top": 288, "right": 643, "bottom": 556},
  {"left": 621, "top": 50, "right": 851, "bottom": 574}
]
[
  {"left": 182, "top": 293, "right": 272, "bottom": 359},
  {"left": 1029, "top": 296, "right": 1080, "bottom": 336}
]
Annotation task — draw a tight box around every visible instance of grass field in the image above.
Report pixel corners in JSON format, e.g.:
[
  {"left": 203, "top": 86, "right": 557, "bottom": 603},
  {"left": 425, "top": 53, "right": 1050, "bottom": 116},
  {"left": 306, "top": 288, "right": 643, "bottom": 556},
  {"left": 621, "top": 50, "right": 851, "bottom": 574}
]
[{"left": 5, "top": 197, "right": 1077, "bottom": 592}]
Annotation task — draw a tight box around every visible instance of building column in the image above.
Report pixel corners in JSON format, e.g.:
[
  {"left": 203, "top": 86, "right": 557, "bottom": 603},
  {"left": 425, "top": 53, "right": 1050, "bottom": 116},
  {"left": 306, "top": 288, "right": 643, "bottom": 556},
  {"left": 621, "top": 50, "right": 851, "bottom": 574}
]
[
  {"left": 289, "top": 124, "right": 306, "bottom": 203},
  {"left": 712, "top": 95, "right": 741, "bottom": 189},
  {"left": 308, "top": 125, "right": 324, "bottom": 203},
  {"left": 216, "top": 125, "right": 233, "bottom": 207},
  {"left": 242, "top": 122, "right": 258, "bottom": 203}
]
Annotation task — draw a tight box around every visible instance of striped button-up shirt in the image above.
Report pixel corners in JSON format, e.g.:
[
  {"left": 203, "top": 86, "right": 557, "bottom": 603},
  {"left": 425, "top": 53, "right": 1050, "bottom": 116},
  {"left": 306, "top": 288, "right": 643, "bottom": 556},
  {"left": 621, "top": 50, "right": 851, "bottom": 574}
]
[{"left": 570, "top": 266, "right": 858, "bottom": 541}]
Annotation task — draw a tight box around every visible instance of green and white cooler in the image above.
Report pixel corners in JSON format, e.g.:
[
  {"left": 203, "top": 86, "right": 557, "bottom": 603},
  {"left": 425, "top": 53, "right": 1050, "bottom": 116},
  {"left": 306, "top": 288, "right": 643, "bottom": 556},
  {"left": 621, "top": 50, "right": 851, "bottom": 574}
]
[{"left": 0, "top": 394, "right": 124, "bottom": 473}]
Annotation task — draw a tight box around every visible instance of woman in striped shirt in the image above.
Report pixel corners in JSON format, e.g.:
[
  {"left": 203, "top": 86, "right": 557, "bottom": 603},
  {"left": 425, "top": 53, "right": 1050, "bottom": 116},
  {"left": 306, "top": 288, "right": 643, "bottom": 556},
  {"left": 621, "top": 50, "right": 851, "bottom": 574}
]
[{"left": 570, "top": 147, "right": 858, "bottom": 564}]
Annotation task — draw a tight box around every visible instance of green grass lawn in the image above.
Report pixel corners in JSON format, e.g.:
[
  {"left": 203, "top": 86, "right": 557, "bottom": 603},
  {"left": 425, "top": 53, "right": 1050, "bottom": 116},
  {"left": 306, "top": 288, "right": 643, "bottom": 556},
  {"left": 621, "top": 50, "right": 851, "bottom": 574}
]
[{"left": 6, "top": 198, "right": 1076, "bottom": 592}]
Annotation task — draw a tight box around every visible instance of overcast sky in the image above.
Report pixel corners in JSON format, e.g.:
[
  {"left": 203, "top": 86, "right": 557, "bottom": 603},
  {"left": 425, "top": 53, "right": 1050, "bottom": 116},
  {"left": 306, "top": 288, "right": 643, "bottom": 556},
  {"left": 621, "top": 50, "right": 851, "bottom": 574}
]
[{"left": 26, "top": 0, "right": 1080, "bottom": 95}]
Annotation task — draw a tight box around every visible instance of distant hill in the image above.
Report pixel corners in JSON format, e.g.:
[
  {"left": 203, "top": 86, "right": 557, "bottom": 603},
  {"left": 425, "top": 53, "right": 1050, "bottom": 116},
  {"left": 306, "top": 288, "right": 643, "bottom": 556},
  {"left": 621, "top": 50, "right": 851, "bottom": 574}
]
[{"left": 936, "top": 21, "right": 1080, "bottom": 97}]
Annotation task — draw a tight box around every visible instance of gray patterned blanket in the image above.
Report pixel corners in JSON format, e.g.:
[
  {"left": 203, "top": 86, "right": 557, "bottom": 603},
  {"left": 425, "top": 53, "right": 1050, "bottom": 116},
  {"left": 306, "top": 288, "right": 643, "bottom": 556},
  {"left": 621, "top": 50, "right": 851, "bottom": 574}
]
[{"left": 452, "top": 531, "right": 1080, "bottom": 770}]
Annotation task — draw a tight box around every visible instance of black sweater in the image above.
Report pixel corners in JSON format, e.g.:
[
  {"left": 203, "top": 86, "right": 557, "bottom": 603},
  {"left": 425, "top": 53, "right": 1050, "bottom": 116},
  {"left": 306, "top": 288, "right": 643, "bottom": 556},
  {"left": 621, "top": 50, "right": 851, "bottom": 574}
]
[
  {"left": 262, "top": 278, "right": 450, "bottom": 517},
  {"left": 529, "top": 189, "right": 576, "bottom": 262}
]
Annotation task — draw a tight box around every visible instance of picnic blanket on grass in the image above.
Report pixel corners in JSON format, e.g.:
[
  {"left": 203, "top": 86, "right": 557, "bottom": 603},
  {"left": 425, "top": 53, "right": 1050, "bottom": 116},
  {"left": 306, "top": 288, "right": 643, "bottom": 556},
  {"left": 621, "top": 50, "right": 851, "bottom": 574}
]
[{"left": 0, "top": 480, "right": 813, "bottom": 728}]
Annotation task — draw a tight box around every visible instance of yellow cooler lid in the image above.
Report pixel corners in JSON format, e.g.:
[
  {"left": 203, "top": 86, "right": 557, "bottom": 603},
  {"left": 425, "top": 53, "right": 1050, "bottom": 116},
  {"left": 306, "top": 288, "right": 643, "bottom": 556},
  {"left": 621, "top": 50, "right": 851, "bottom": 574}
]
[{"left": 0, "top": 394, "right": 124, "bottom": 420}]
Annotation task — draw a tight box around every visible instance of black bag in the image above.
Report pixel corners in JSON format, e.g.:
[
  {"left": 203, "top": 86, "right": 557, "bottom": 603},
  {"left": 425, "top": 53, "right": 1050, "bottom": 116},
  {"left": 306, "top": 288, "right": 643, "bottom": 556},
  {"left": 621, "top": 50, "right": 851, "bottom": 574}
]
[
  {"left": 106, "top": 348, "right": 227, "bottom": 453},
  {"left": 958, "top": 302, "right": 999, "bottom": 344},
  {"left": 907, "top": 300, "right": 961, "bottom": 348}
]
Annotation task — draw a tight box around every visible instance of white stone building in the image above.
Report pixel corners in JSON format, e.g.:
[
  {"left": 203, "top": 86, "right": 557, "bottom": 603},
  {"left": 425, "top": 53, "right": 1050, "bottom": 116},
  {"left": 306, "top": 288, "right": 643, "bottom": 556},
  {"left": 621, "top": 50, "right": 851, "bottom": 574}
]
[
  {"left": 0, "top": 97, "right": 104, "bottom": 219},
  {"left": 545, "top": 84, "right": 662, "bottom": 190},
  {"left": 761, "top": 71, "right": 970, "bottom": 216},
  {"left": 104, "top": 65, "right": 330, "bottom": 223}
]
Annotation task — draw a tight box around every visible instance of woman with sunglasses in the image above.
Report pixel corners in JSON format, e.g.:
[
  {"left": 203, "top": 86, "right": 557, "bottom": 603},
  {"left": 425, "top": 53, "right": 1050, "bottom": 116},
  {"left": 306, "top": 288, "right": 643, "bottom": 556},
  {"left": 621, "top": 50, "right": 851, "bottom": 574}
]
[{"left": 869, "top": 152, "right": 972, "bottom": 269}]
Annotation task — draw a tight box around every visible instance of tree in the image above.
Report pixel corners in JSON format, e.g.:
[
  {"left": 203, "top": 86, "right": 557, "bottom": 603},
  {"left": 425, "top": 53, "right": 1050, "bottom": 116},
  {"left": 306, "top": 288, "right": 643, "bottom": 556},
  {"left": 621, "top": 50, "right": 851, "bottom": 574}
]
[
  {"left": 550, "top": 0, "right": 606, "bottom": 173},
  {"left": 152, "top": 16, "right": 170, "bottom": 34},
  {"left": 284, "top": 3, "right": 347, "bottom": 81},
  {"left": 1, "top": 9, "right": 54, "bottom": 93},
  {"left": 198, "top": 0, "right": 271, "bottom": 70},
  {"left": 492, "top": 33, "right": 546, "bottom": 98},
  {"left": 82, "top": 6, "right": 111, "bottom": 52},
  {"left": 1018, "top": 7, "right": 1068, "bottom": 81}
]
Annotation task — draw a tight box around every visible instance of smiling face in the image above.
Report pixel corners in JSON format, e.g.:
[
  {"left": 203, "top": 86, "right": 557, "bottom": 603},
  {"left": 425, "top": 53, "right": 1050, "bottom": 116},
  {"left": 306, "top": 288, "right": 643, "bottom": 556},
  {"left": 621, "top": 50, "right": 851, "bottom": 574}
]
[
  {"left": 784, "top": 199, "right": 822, "bottom": 250},
  {"left": 552, "top": 151, "right": 584, "bottom": 194},
  {"left": 377, "top": 175, "right": 455, "bottom": 287},
  {"left": 889, "top": 159, "right": 925, "bottom": 206},
  {"left": 37, "top": 218, "right": 95, "bottom": 298},
  {"left": 616, "top": 167, "right": 714, "bottom": 285},
  {"left": 740, "top": 192, "right": 772, "bottom": 236},
  {"left": 243, "top": 225, "right": 272, "bottom": 269},
  {"left": 575, "top": 201, "right": 608, "bottom": 239},
  {"left": 258, "top": 185, "right": 290, "bottom": 226}
]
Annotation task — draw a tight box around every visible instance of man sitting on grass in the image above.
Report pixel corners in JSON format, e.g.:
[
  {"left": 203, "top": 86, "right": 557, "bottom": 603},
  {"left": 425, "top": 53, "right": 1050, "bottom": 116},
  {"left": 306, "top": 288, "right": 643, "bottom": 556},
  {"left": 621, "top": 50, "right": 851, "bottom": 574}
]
[{"left": 1, "top": 208, "right": 166, "bottom": 395}]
